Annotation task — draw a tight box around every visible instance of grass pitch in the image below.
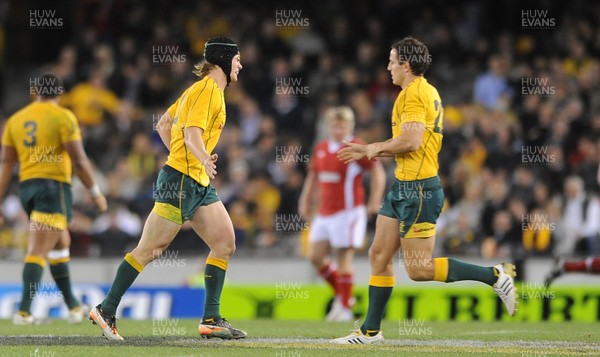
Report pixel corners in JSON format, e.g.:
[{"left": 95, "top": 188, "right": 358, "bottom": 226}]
[{"left": 1, "top": 319, "right": 599, "bottom": 356}]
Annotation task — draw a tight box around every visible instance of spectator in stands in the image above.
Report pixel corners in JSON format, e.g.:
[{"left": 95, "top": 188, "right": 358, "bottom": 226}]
[
  {"left": 473, "top": 54, "right": 513, "bottom": 111},
  {"left": 557, "top": 176, "right": 600, "bottom": 256}
]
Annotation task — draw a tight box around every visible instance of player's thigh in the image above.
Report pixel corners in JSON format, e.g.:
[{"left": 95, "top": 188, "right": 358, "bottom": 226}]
[
  {"left": 27, "top": 226, "right": 63, "bottom": 256},
  {"left": 53, "top": 229, "right": 71, "bottom": 250},
  {"left": 399, "top": 177, "right": 443, "bottom": 274},
  {"left": 309, "top": 240, "right": 330, "bottom": 266},
  {"left": 189, "top": 200, "right": 235, "bottom": 250},
  {"left": 369, "top": 214, "right": 401, "bottom": 266},
  {"left": 21, "top": 179, "right": 70, "bottom": 256},
  {"left": 133, "top": 211, "right": 182, "bottom": 264},
  {"left": 400, "top": 236, "right": 435, "bottom": 266}
]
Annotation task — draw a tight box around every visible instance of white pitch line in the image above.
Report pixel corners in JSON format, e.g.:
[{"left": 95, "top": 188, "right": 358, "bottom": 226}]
[
  {"left": 1, "top": 336, "right": 600, "bottom": 352},
  {"left": 462, "top": 330, "right": 538, "bottom": 335}
]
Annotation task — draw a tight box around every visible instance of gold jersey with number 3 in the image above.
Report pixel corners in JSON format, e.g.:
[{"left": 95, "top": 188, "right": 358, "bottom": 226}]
[
  {"left": 2, "top": 101, "right": 81, "bottom": 183},
  {"left": 165, "top": 76, "right": 226, "bottom": 187},
  {"left": 391, "top": 77, "right": 443, "bottom": 181}
]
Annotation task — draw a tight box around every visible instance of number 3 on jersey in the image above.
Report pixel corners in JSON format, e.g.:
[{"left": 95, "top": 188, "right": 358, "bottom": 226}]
[
  {"left": 433, "top": 100, "right": 443, "bottom": 134},
  {"left": 23, "top": 121, "right": 37, "bottom": 147}
]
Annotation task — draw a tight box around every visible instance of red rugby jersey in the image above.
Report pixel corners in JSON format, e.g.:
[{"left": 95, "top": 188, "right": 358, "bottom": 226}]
[{"left": 310, "top": 138, "right": 375, "bottom": 215}]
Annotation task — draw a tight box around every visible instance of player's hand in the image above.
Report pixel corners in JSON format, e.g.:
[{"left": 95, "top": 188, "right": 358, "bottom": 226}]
[
  {"left": 203, "top": 153, "right": 218, "bottom": 179},
  {"left": 337, "top": 141, "right": 367, "bottom": 163},
  {"left": 93, "top": 193, "right": 108, "bottom": 212},
  {"left": 365, "top": 143, "right": 382, "bottom": 160}
]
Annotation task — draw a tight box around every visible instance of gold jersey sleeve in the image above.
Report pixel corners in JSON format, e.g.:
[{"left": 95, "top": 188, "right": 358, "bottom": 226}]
[
  {"left": 391, "top": 77, "right": 443, "bottom": 181},
  {"left": 2, "top": 102, "right": 81, "bottom": 183},
  {"left": 165, "top": 76, "right": 226, "bottom": 186}
]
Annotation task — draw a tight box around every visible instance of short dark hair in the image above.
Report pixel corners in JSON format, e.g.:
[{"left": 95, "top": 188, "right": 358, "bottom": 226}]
[
  {"left": 392, "top": 37, "right": 431, "bottom": 76},
  {"left": 34, "top": 73, "right": 64, "bottom": 99}
]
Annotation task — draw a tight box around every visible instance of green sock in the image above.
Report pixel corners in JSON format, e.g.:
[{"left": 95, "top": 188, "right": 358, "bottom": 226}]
[
  {"left": 447, "top": 258, "right": 496, "bottom": 286},
  {"left": 101, "top": 255, "right": 142, "bottom": 316},
  {"left": 50, "top": 262, "right": 79, "bottom": 309},
  {"left": 203, "top": 259, "right": 228, "bottom": 319},
  {"left": 19, "top": 262, "right": 44, "bottom": 314},
  {"left": 360, "top": 285, "right": 393, "bottom": 335}
]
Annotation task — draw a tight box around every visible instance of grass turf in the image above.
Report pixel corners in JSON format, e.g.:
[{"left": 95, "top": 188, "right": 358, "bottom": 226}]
[{"left": 0, "top": 319, "right": 599, "bottom": 356}]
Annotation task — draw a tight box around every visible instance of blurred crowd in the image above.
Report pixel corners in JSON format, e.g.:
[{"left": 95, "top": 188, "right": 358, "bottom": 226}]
[{"left": 0, "top": 0, "right": 599, "bottom": 260}]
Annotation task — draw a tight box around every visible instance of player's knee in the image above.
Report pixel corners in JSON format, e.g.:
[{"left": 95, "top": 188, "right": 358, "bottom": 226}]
[
  {"left": 368, "top": 246, "right": 384, "bottom": 262},
  {"left": 214, "top": 239, "right": 236, "bottom": 259},
  {"left": 310, "top": 254, "right": 324, "bottom": 267}
]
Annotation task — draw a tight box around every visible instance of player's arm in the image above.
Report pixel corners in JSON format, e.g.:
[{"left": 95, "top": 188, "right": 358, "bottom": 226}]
[
  {"left": 0, "top": 145, "right": 18, "bottom": 223},
  {"left": 156, "top": 112, "right": 173, "bottom": 151},
  {"left": 183, "top": 127, "right": 217, "bottom": 179},
  {"left": 366, "top": 161, "right": 386, "bottom": 215},
  {"left": 367, "top": 121, "right": 425, "bottom": 158},
  {"left": 63, "top": 140, "right": 107, "bottom": 212},
  {"left": 298, "top": 168, "right": 318, "bottom": 220},
  {"left": 338, "top": 130, "right": 422, "bottom": 163},
  {"left": 184, "top": 86, "right": 221, "bottom": 179}
]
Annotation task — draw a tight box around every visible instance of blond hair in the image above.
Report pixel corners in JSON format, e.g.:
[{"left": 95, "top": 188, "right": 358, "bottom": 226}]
[
  {"left": 192, "top": 60, "right": 217, "bottom": 78},
  {"left": 325, "top": 106, "right": 355, "bottom": 129}
]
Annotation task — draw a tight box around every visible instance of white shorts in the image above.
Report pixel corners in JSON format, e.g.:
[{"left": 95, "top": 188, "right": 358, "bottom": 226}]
[{"left": 309, "top": 206, "right": 367, "bottom": 249}]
